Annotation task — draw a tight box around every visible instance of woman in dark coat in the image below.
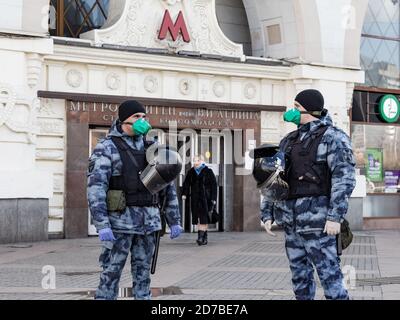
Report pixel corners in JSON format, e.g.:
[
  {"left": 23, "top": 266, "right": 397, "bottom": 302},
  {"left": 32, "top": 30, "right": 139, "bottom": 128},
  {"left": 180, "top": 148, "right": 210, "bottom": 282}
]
[{"left": 182, "top": 155, "right": 217, "bottom": 245}]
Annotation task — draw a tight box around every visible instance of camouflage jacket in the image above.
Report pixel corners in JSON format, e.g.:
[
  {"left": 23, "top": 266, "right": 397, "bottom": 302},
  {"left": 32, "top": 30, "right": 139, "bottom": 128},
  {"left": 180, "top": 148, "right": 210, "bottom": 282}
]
[
  {"left": 260, "top": 115, "right": 356, "bottom": 233},
  {"left": 87, "top": 120, "right": 181, "bottom": 234}
]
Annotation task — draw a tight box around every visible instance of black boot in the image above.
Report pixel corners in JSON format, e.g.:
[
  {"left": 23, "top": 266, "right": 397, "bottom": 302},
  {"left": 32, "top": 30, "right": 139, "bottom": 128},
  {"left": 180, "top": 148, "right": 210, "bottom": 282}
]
[
  {"left": 202, "top": 231, "right": 208, "bottom": 245},
  {"left": 196, "top": 231, "right": 203, "bottom": 245}
]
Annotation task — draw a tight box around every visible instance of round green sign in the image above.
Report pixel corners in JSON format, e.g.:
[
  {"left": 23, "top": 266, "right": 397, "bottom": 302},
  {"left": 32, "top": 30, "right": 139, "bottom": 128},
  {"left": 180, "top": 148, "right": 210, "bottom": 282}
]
[{"left": 379, "top": 94, "right": 400, "bottom": 123}]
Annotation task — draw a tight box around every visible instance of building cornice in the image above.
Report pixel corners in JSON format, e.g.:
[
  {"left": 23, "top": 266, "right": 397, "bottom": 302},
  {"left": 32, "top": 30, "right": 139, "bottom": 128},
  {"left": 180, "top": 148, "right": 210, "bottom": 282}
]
[{"left": 45, "top": 44, "right": 292, "bottom": 80}]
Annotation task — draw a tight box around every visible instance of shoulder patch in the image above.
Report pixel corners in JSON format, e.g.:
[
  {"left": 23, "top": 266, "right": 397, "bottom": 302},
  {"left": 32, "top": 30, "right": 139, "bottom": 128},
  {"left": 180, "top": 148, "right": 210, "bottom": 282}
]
[{"left": 342, "top": 149, "right": 355, "bottom": 164}]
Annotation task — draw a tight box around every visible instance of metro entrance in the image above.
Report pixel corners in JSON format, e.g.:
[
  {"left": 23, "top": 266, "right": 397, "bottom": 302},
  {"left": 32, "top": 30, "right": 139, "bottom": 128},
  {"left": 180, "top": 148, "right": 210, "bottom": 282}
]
[{"left": 88, "top": 127, "right": 233, "bottom": 235}]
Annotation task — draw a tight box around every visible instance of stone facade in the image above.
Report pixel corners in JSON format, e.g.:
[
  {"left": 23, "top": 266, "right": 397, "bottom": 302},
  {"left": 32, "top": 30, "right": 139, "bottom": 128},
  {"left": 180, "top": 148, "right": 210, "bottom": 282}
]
[{"left": 0, "top": 0, "right": 368, "bottom": 240}]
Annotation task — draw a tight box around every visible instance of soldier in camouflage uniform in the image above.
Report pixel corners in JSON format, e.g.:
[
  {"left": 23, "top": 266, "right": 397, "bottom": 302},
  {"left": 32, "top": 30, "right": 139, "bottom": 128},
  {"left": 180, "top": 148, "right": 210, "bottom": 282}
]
[
  {"left": 87, "top": 100, "right": 183, "bottom": 300},
  {"left": 261, "top": 89, "right": 356, "bottom": 300}
]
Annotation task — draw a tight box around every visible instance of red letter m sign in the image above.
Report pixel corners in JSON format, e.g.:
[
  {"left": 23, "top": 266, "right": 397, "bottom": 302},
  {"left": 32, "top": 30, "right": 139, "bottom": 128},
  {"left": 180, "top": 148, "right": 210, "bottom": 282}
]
[{"left": 158, "top": 10, "right": 190, "bottom": 43}]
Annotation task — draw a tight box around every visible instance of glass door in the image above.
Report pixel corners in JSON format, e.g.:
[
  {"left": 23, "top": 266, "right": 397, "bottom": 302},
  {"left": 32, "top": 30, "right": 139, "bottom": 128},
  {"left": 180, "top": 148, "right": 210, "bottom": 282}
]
[
  {"left": 88, "top": 128, "right": 109, "bottom": 235},
  {"left": 198, "top": 131, "right": 223, "bottom": 232},
  {"left": 163, "top": 130, "right": 197, "bottom": 232}
]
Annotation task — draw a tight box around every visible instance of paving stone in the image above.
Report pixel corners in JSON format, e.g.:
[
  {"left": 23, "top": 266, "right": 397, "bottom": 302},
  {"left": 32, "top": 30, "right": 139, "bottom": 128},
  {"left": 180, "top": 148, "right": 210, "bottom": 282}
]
[{"left": 0, "top": 231, "right": 397, "bottom": 300}]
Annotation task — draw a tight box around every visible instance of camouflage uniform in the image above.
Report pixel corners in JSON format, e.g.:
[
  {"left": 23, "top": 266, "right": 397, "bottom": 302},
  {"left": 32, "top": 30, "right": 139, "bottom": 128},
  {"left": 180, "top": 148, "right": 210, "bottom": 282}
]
[
  {"left": 261, "top": 115, "right": 356, "bottom": 300},
  {"left": 87, "top": 120, "right": 181, "bottom": 300}
]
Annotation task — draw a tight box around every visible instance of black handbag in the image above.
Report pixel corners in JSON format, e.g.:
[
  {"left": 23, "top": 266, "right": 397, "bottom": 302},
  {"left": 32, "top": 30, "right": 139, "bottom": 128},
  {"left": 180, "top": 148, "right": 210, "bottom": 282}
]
[
  {"left": 340, "top": 219, "right": 353, "bottom": 250},
  {"left": 208, "top": 205, "right": 220, "bottom": 224},
  {"left": 336, "top": 219, "right": 353, "bottom": 256}
]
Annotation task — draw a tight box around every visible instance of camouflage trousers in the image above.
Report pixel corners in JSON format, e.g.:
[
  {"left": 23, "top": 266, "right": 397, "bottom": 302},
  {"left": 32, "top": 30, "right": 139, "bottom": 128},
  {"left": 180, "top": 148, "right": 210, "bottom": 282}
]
[
  {"left": 284, "top": 228, "right": 349, "bottom": 300},
  {"left": 95, "top": 232, "right": 156, "bottom": 300}
]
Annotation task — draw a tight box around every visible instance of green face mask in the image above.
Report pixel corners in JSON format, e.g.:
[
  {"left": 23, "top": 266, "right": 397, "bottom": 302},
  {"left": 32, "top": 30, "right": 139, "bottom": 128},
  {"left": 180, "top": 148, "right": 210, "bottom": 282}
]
[
  {"left": 132, "top": 118, "right": 152, "bottom": 136},
  {"left": 283, "top": 108, "right": 301, "bottom": 125}
]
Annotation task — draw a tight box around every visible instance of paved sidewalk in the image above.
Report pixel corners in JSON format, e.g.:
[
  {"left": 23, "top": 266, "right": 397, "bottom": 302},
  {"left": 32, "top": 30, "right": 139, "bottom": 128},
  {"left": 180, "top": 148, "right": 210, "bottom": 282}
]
[{"left": 0, "top": 229, "right": 399, "bottom": 300}]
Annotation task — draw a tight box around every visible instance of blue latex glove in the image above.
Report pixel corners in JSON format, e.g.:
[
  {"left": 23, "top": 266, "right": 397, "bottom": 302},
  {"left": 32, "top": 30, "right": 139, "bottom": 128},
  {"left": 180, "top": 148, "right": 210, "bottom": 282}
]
[
  {"left": 170, "top": 225, "right": 183, "bottom": 239},
  {"left": 99, "top": 228, "right": 116, "bottom": 241},
  {"left": 274, "top": 151, "right": 286, "bottom": 170},
  {"left": 262, "top": 151, "right": 286, "bottom": 172}
]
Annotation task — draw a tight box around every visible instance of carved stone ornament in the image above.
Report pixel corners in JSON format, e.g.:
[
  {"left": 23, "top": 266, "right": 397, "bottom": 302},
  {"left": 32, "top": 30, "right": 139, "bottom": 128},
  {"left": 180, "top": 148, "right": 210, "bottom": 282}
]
[
  {"left": 244, "top": 83, "right": 257, "bottom": 100},
  {"left": 0, "top": 85, "right": 16, "bottom": 129},
  {"left": 26, "top": 53, "right": 44, "bottom": 89},
  {"left": 144, "top": 75, "right": 159, "bottom": 93},
  {"left": 163, "top": 0, "right": 181, "bottom": 5},
  {"left": 179, "top": 78, "right": 192, "bottom": 95},
  {"left": 0, "top": 83, "right": 38, "bottom": 144},
  {"left": 36, "top": 98, "right": 56, "bottom": 117},
  {"left": 66, "top": 69, "right": 83, "bottom": 88},
  {"left": 80, "top": 0, "right": 244, "bottom": 58},
  {"left": 106, "top": 73, "right": 121, "bottom": 90},
  {"left": 213, "top": 81, "right": 225, "bottom": 98}
]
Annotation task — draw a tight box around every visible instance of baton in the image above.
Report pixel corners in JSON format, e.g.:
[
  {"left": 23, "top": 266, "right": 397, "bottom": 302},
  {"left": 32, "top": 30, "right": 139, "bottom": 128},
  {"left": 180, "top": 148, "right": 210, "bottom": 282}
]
[
  {"left": 151, "top": 230, "right": 161, "bottom": 274},
  {"left": 182, "top": 197, "right": 186, "bottom": 229},
  {"left": 336, "top": 232, "right": 343, "bottom": 256},
  {"left": 151, "top": 194, "right": 168, "bottom": 274}
]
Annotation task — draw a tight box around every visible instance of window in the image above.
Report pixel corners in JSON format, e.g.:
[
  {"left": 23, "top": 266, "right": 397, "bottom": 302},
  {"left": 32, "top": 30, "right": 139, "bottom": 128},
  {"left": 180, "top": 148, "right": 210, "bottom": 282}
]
[
  {"left": 49, "top": 0, "right": 109, "bottom": 38},
  {"left": 352, "top": 124, "right": 400, "bottom": 193},
  {"left": 89, "top": 128, "right": 108, "bottom": 155},
  {"left": 266, "top": 24, "right": 282, "bottom": 45}
]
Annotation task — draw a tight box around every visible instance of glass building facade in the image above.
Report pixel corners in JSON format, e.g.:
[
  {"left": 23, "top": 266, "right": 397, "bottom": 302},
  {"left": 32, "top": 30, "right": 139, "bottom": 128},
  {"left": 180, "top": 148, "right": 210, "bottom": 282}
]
[{"left": 360, "top": 0, "right": 400, "bottom": 89}]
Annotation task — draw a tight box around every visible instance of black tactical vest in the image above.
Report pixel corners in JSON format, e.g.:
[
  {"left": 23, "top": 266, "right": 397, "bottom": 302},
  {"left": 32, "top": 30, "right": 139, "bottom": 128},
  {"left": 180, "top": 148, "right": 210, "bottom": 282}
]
[
  {"left": 285, "top": 125, "right": 331, "bottom": 199},
  {"left": 109, "top": 136, "right": 158, "bottom": 207}
]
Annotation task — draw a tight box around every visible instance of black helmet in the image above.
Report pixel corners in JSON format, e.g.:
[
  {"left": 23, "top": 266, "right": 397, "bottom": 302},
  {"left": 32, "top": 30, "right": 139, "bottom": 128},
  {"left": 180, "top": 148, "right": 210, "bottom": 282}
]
[
  {"left": 251, "top": 144, "right": 280, "bottom": 188},
  {"left": 251, "top": 144, "right": 289, "bottom": 201},
  {"left": 140, "top": 144, "right": 183, "bottom": 194}
]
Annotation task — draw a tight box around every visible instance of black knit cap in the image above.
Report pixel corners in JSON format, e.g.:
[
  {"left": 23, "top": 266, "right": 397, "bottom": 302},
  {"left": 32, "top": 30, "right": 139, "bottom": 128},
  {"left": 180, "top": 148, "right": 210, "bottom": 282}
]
[
  {"left": 118, "top": 100, "right": 146, "bottom": 122},
  {"left": 295, "top": 89, "right": 324, "bottom": 112}
]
